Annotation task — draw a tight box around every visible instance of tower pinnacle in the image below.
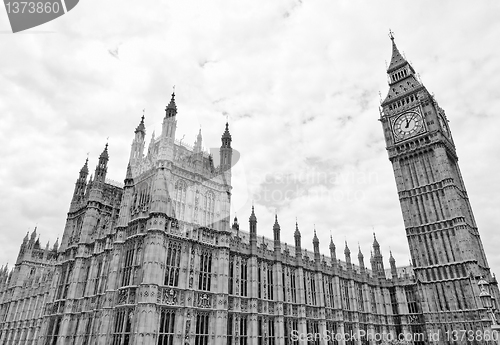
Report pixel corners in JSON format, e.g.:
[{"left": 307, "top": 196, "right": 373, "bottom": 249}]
[
  {"left": 387, "top": 30, "right": 407, "bottom": 73},
  {"left": 221, "top": 122, "right": 232, "bottom": 148},
  {"left": 135, "top": 114, "right": 146, "bottom": 134},
  {"left": 165, "top": 92, "right": 177, "bottom": 118}
]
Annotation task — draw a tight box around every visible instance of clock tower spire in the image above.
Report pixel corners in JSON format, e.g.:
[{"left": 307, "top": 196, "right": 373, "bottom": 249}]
[{"left": 379, "top": 32, "right": 496, "bottom": 332}]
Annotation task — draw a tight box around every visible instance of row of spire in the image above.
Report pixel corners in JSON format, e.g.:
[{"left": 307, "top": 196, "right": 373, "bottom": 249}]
[
  {"left": 74, "top": 90, "right": 233, "bottom": 194},
  {"left": 235, "top": 207, "right": 398, "bottom": 278},
  {"left": 20, "top": 227, "right": 59, "bottom": 252},
  {"left": 71, "top": 143, "right": 110, "bottom": 210}
]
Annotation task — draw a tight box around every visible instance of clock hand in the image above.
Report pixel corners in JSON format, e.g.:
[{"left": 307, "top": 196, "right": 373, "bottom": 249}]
[{"left": 405, "top": 115, "right": 415, "bottom": 129}]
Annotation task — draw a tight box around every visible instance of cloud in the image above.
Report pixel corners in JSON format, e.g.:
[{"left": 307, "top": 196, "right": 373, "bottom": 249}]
[{"left": 0, "top": 0, "right": 499, "bottom": 277}]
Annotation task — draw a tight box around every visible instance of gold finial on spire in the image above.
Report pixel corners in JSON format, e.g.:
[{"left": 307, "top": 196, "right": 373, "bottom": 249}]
[
  {"left": 389, "top": 29, "right": 394, "bottom": 40},
  {"left": 173, "top": 85, "right": 176, "bottom": 94}
]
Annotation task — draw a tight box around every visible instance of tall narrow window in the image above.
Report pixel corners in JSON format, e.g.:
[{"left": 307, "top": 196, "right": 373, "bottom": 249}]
[
  {"left": 121, "top": 247, "right": 135, "bottom": 287},
  {"left": 267, "top": 265, "right": 274, "bottom": 300},
  {"left": 198, "top": 250, "right": 212, "bottom": 291},
  {"left": 79, "top": 263, "right": 90, "bottom": 298},
  {"left": 82, "top": 314, "right": 94, "bottom": 345},
  {"left": 344, "top": 323, "right": 354, "bottom": 345},
  {"left": 70, "top": 315, "right": 81, "bottom": 345},
  {"left": 93, "top": 261, "right": 103, "bottom": 295},
  {"left": 306, "top": 321, "right": 319, "bottom": 345},
  {"left": 290, "top": 270, "right": 297, "bottom": 303},
  {"left": 405, "top": 286, "right": 418, "bottom": 314},
  {"left": 310, "top": 275, "right": 316, "bottom": 306},
  {"left": 112, "top": 309, "right": 133, "bottom": 345},
  {"left": 257, "top": 263, "right": 262, "bottom": 299},
  {"left": 389, "top": 287, "right": 398, "bottom": 315},
  {"left": 239, "top": 315, "right": 248, "bottom": 345},
  {"left": 240, "top": 258, "right": 247, "bottom": 297},
  {"left": 282, "top": 271, "right": 287, "bottom": 302},
  {"left": 174, "top": 180, "right": 187, "bottom": 221},
  {"left": 268, "top": 319, "right": 275, "bottom": 345},
  {"left": 326, "top": 321, "right": 338, "bottom": 345},
  {"left": 340, "top": 279, "right": 350, "bottom": 310},
  {"left": 120, "top": 240, "right": 143, "bottom": 287},
  {"left": 204, "top": 191, "right": 215, "bottom": 227},
  {"left": 370, "top": 288, "right": 377, "bottom": 314},
  {"left": 158, "top": 309, "right": 175, "bottom": 345},
  {"left": 284, "top": 318, "right": 290, "bottom": 345},
  {"left": 303, "top": 276, "right": 308, "bottom": 305},
  {"left": 257, "top": 316, "right": 263, "bottom": 345},
  {"left": 227, "top": 313, "right": 233, "bottom": 345},
  {"left": 356, "top": 283, "right": 364, "bottom": 312},
  {"left": 228, "top": 256, "right": 234, "bottom": 295},
  {"left": 359, "top": 323, "right": 369, "bottom": 345},
  {"left": 164, "top": 241, "right": 181, "bottom": 287},
  {"left": 195, "top": 313, "right": 209, "bottom": 345},
  {"left": 45, "top": 316, "right": 62, "bottom": 345},
  {"left": 323, "top": 276, "right": 335, "bottom": 308},
  {"left": 56, "top": 262, "right": 74, "bottom": 300},
  {"left": 292, "top": 319, "right": 299, "bottom": 345}
]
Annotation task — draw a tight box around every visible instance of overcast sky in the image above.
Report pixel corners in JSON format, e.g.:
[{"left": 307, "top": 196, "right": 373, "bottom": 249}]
[{"left": 1, "top": 0, "right": 499, "bottom": 275}]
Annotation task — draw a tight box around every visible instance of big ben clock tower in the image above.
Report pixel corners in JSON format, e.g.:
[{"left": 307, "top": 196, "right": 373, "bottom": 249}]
[{"left": 380, "top": 32, "right": 498, "bottom": 333}]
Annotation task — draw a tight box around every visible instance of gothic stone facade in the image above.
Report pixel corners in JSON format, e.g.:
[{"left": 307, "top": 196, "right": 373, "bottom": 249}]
[{"left": 0, "top": 37, "right": 499, "bottom": 345}]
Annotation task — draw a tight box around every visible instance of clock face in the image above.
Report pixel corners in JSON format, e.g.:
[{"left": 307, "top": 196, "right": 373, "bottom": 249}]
[{"left": 393, "top": 111, "right": 424, "bottom": 140}]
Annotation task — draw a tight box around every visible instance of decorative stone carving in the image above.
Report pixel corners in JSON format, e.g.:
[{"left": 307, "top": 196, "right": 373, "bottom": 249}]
[{"left": 198, "top": 293, "right": 211, "bottom": 308}]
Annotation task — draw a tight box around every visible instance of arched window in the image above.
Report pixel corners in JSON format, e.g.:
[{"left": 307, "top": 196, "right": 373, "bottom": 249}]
[
  {"left": 174, "top": 180, "right": 187, "bottom": 220},
  {"left": 204, "top": 191, "right": 215, "bottom": 227}
]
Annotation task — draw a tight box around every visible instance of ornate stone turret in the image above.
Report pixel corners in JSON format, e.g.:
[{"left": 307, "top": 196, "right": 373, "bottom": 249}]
[
  {"left": 345, "top": 241, "right": 351, "bottom": 269},
  {"left": 71, "top": 158, "right": 88, "bottom": 210},
  {"left": 329, "top": 236, "right": 337, "bottom": 267},
  {"left": 124, "top": 163, "right": 133, "bottom": 187},
  {"left": 52, "top": 238, "right": 59, "bottom": 252},
  {"left": 94, "top": 144, "right": 109, "bottom": 184},
  {"left": 220, "top": 122, "right": 232, "bottom": 178},
  {"left": 117, "top": 163, "right": 135, "bottom": 228},
  {"left": 194, "top": 128, "right": 203, "bottom": 153},
  {"left": 358, "top": 246, "right": 365, "bottom": 273},
  {"left": 232, "top": 216, "right": 239, "bottom": 231},
  {"left": 249, "top": 206, "right": 257, "bottom": 250},
  {"left": 162, "top": 92, "right": 177, "bottom": 136},
  {"left": 29, "top": 227, "right": 37, "bottom": 245},
  {"left": 165, "top": 92, "right": 177, "bottom": 118},
  {"left": 147, "top": 131, "right": 156, "bottom": 158},
  {"left": 372, "top": 233, "right": 385, "bottom": 279},
  {"left": 370, "top": 251, "right": 375, "bottom": 271},
  {"left": 159, "top": 92, "right": 177, "bottom": 161},
  {"left": 273, "top": 215, "right": 281, "bottom": 252},
  {"left": 390, "top": 251, "right": 397, "bottom": 279},
  {"left": 130, "top": 114, "right": 146, "bottom": 169},
  {"left": 294, "top": 221, "right": 302, "bottom": 258},
  {"left": 84, "top": 174, "right": 93, "bottom": 199},
  {"left": 313, "top": 230, "right": 320, "bottom": 262}
]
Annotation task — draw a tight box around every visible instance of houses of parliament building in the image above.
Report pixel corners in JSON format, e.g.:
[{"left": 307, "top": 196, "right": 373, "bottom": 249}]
[{"left": 0, "top": 36, "right": 498, "bottom": 345}]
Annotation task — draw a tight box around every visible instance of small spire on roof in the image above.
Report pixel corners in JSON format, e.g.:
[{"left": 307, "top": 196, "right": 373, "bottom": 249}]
[{"left": 389, "top": 28, "right": 394, "bottom": 40}]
